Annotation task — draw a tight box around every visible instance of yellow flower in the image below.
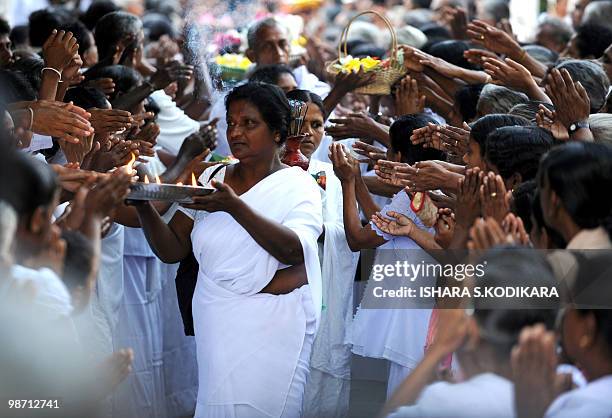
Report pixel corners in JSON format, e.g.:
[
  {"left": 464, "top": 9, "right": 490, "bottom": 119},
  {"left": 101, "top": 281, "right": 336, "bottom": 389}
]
[
  {"left": 336, "top": 55, "right": 381, "bottom": 73},
  {"left": 359, "top": 56, "right": 381, "bottom": 71},
  {"left": 215, "top": 54, "right": 252, "bottom": 70}
]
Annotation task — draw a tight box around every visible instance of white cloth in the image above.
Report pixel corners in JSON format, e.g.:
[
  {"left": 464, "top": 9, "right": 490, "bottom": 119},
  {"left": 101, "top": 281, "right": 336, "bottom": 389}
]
[
  {"left": 349, "top": 191, "right": 433, "bottom": 376},
  {"left": 9, "top": 264, "right": 73, "bottom": 319},
  {"left": 23, "top": 134, "right": 53, "bottom": 153},
  {"left": 111, "top": 227, "right": 167, "bottom": 418},
  {"left": 152, "top": 90, "right": 201, "bottom": 156},
  {"left": 303, "top": 159, "right": 359, "bottom": 418},
  {"left": 387, "top": 373, "right": 514, "bottom": 418},
  {"left": 179, "top": 165, "right": 323, "bottom": 417},
  {"left": 545, "top": 375, "right": 612, "bottom": 418},
  {"left": 566, "top": 227, "right": 612, "bottom": 249},
  {"left": 292, "top": 65, "right": 331, "bottom": 98}
]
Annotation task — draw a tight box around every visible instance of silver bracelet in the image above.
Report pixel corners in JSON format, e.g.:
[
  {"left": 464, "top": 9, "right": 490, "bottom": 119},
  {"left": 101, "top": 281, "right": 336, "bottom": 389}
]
[{"left": 41, "top": 67, "right": 62, "bottom": 80}]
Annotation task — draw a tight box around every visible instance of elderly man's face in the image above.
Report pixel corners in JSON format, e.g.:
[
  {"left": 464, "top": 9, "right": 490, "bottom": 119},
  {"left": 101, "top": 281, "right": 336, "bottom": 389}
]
[{"left": 249, "top": 25, "right": 290, "bottom": 66}]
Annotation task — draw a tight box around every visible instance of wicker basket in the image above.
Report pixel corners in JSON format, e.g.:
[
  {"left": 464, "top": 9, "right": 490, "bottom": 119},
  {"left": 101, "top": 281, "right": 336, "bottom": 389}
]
[{"left": 326, "top": 10, "right": 406, "bottom": 95}]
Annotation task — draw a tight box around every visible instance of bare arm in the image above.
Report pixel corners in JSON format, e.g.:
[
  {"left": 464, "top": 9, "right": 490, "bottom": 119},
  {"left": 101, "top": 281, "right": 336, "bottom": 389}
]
[
  {"left": 341, "top": 179, "right": 386, "bottom": 251},
  {"left": 135, "top": 202, "right": 193, "bottom": 263}
]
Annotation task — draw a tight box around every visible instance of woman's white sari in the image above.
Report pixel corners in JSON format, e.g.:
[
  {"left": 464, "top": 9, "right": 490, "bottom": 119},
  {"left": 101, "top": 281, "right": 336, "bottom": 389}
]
[{"left": 180, "top": 165, "right": 323, "bottom": 417}]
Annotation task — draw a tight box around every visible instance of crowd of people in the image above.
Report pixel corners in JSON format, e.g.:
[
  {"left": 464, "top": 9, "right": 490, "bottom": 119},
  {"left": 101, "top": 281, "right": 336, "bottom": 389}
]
[{"left": 1, "top": 0, "right": 612, "bottom": 417}]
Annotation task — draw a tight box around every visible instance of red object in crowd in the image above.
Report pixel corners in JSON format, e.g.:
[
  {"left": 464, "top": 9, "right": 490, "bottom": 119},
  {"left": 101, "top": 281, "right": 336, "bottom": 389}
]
[{"left": 282, "top": 134, "right": 310, "bottom": 171}]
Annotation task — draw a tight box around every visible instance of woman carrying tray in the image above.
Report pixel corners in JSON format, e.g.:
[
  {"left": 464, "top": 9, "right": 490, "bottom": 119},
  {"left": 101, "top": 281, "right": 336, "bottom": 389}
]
[{"left": 134, "top": 81, "right": 323, "bottom": 417}]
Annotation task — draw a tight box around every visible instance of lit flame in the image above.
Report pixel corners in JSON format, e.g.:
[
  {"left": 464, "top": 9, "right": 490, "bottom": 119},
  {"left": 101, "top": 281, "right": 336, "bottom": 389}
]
[
  {"left": 191, "top": 172, "right": 197, "bottom": 187},
  {"left": 144, "top": 175, "right": 149, "bottom": 184},
  {"left": 127, "top": 152, "right": 136, "bottom": 167},
  {"left": 176, "top": 182, "right": 183, "bottom": 186},
  {"left": 155, "top": 175, "right": 162, "bottom": 184}
]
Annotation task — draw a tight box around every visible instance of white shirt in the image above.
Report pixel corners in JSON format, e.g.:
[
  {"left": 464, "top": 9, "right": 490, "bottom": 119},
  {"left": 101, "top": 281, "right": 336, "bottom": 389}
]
[
  {"left": 9, "top": 264, "right": 74, "bottom": 319},
  {"left": 545, "top": 375, "right": 612, "bottom": 418},
  {"left": 388, "top": 373, "right": 515, "bottom": 418},
  {"left": 151, "top": 90, "right": 201, "bottom": 156}
]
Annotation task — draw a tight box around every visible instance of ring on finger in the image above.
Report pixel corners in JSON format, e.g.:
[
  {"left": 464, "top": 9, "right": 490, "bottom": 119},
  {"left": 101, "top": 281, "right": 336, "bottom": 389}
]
[{"left": 490, "top": 192, "right": 497, "bottom": 198}]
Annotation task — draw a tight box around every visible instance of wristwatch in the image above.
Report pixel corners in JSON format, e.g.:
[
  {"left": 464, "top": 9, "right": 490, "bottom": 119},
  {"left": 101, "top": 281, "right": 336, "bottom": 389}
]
[{"left": 568, "top": 120, "right": 589, "bottom": 135}]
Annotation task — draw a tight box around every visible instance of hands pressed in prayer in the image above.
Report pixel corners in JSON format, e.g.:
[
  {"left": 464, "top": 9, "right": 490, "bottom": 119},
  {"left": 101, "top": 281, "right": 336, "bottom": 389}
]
[
  {"left": 89, "top": 108, "right": 133, "bottom": 138},
  {"left": 479, "top": 172, "right": 510, "bottom": 223},
  {"left": 434, "top": 208, "right": 455, "bottom": 249},
  {"left": 455, "top": 167, "right": 482, "bottom": 229},
  {"left": 429, "top": 308, "right": 470, "bottom": 353},
  {"left": 467, "top": 217, "right": 513, "bottom": 250},
  {"left": 371, "top": 210, "right": 416, "bottom": 238},
  {"left": 502, "top": 213, "right": 531, "bottom": 247},
  {"left": 545, "top": 68, "right": 591, "bottom": 130},
  {"left": 394, "top": 76, "right": 426, "bottom": 116},
  {"left": 60, "top": 131, "right": 95, "bottom": 164},
  {"left": 83, "top": 138, "right": 139, "bottom": 172},
  {"left": 511, "top": 324, "right": 560, "bottom": 418},
  {"left": 351, "top": 141, "right": 386, "bottom": 165}
]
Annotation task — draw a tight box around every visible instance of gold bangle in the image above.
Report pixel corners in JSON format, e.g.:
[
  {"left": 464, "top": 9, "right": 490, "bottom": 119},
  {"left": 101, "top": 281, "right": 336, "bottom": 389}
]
[{"left": 518, "top": 49, "right": 526, "bottom": 62}]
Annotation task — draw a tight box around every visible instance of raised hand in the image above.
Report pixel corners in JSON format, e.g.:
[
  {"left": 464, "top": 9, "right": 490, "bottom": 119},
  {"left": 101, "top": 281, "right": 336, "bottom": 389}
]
[
  {"left": 371, "top": 210, "right": 416, "bottom": 238},
  {"left": 30, "top": 100, "right": 94, "bottom": 143},
  {"left": 410, "top": 124, "right": 441, "bottom": 149},
  {"left": 545, "top": 68, "right": 591, "bottom": 128},
  {"left": 394, "top": 76, "right": 426, "bottom": 116},
  {"left": 149, "top": 60, "right": 194, "bottom": 91},
  {"left": 511, "top": 325, "right": 559, "bottom": 418},
  {"left": 463, "top": 48, "right": 499, "bottom": 68},
  {"left": 536, "top": 104, "right": 569, "bottom": 141},
  {"left": 42, "top": 29, "right": 79, "bottom": 73},
  {"left": 374, "top": 160, "right": 411, "bottom": 187},
  {"left": 434, "top": 208, "right": 455, "bottom": 248},
  {"left": 502, "top": 213, "right": 530, "bottom": 246},
  {"left": 84, "top": 77, "right": 116, "bottom": 97},
  {"left": 482, "top": 57, "right": 535, "bottom": 92},
  {"left": 333, "top": 66, "right": 376, "bottom": 93},
  {"left": 438, "top": 123, "right": 470, "bottom": 157},
  {"left": 467, "top": 217, "right": 510, "bottom": 250},
  {"left": 326, "top": 113, "right": 382, "bottom": 141},
  {"left": 467, "top": 20, "right": 521, "bottom": 58},
  {"left": 89, "top": 108, "right": 133, "bottom": 138},
  {"left": 352, "top": 140, "right": 387, "bottom": 165},
  {"left": 329, "top": 142, "right": 360, "bottom": 183}
]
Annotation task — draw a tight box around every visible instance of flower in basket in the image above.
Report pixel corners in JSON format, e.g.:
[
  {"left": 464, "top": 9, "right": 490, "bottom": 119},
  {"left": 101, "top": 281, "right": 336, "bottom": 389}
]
[
  {"left": 214, "top": 54, "right": 252, "bottom": 70},
  {"left": 213, "top": 54, "right": 253, "bottom": 81},
  {"left": 333, "top": 55, "right": 382, "bottom": 73}
]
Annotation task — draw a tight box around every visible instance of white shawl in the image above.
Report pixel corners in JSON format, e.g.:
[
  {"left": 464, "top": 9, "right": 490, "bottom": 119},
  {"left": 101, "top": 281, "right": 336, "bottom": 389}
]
[{"left": 181, "top": 165, "right": 323, "bottom": 417}]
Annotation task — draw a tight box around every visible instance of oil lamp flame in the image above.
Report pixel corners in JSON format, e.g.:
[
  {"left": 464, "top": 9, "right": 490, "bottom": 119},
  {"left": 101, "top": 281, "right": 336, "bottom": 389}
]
[
  {"left": 191, "top": 172, "right": 197, "bottom": 187},
  {"left": 144, "top": 175, "right": 149, "bottom": 184},
  {"left": 127, "top": 152, "right": 136, "bottom": 167},
  {"left": 155, "top": 175, "right": 162, "bottom": 184},
  {"left": 176, "top": 182, "right": 183, "bottom": 186}
]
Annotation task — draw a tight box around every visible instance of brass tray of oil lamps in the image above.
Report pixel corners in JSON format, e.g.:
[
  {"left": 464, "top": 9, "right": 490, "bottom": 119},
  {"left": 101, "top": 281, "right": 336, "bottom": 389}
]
[{"left": 127, "top": 182, "right": 216, "bottom": 204}]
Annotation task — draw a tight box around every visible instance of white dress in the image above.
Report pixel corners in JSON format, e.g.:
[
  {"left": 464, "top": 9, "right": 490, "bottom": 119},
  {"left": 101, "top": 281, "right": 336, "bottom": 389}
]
[
  {"left": 180, "top": 165, "right": 323, "bottom": 417},
  {"left": 303, "top": 159, "right": 359, "bottom": 418},
  {"left": 348, "top": 191, "right": 435, "bottom": 397},
  {"left": 545, "top": 375, "right": 612, "bottom": 418},
  {"left": 387, "top": 373, "right": 514, "bottom": 418}
]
